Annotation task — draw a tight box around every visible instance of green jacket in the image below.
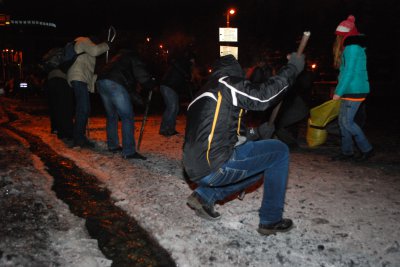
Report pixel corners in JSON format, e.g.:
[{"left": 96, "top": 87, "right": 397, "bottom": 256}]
[{"left": 335, "top": 35, "right": 370, "bottom": 98}]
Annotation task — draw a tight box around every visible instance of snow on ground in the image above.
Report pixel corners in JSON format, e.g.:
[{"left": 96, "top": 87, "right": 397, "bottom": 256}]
[
  {"left": 1, "top": 97, "right": 400, "bottom": 267},
  {"left": 0, "top": 104, "right": 112, "bottom": 267}
]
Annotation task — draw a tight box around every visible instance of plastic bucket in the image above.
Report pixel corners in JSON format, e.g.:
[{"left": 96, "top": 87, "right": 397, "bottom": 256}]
[
  {"left": 309, "top": 99, "right": 341, "bottom": 128},
  {"left": 306, "top": 119, "right": 328, "bottom": 148}
]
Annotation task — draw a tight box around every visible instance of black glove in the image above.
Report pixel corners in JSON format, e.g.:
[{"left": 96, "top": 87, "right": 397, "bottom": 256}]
[
  {"left": 287, "top": 52, "right": 305, "bottom": 75},
  {"left": 129, "top": 90, "right": 144, "bottom": 107},
  {"left": 142, "top": 78, "right": 157, "bottom": 92}
]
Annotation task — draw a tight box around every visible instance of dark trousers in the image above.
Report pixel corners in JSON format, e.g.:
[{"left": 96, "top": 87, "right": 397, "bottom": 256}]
[
  {"left": 46, "top": 77, "right": 74, "bottom": 139},
  {"left": 71, "top": 81, "right": 90, "bottom": 144}
]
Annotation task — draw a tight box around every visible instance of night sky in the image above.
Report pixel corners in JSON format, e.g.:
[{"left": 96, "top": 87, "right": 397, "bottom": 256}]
[
  {"left": 1, "top": 0, "right": 400, "bottom": 81},
  {"left": 3, "top": 0, "right": 398, "bottom": 42}
]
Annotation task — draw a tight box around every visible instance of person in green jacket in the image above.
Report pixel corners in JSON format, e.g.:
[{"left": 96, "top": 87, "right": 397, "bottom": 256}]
[{"left": 331, "top": 15, "right": 374, "bottom": 162}]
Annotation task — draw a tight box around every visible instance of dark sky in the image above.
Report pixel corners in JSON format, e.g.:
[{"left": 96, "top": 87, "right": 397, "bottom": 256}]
[
  {"left": 1, "top": 0, "right": 400, "bottom": 77},
  {"left": 0, "top": 1, "right": 377, "bottom": 43},
  {"left": 3, "top": 0, "right": 398, "bottom": 46},
  {"left": 2, "top": 0, "right": 390, "bottom": 36},
  {"left": 3, "top": 0, "right": 229, "bottom": 34}
]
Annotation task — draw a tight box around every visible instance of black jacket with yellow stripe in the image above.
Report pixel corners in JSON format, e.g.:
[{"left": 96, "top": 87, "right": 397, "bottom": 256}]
[{"left": 183, "top": 55, "right": 299, "bottom": 182}]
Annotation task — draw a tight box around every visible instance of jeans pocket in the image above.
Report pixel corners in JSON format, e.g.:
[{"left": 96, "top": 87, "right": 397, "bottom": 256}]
[{"left": 208, "top": 167, "right": 247, "bottom": 187}]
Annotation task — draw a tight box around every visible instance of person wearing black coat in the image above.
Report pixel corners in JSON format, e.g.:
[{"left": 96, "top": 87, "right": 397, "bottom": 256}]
[
  {"left": 183, "top": 53, "right": 305, "bottom": 235},
  {"left": 96, "top": 49, "right": 157, "bottom": 160},
  {"left": 44, "top": 68, "right": 74, "bottom": 142},
  {"left": 159, "top": 53, "right": 194, "bottom": 136}
]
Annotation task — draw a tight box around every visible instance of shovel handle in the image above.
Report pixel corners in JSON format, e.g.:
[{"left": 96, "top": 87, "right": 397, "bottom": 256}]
[
  {"left": 297, "top": 31, "right": 311, "bottom": 56},
  {"left": 268, "top": 31, "right": 311, "bottom": 127}
]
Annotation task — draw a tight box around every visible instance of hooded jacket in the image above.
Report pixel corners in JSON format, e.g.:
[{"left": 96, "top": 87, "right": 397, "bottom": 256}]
[
  {"left": 97, "top": 49, "right": 156, "bottom": 93},
  {"left": 67, "top": 36, "right": 109, "bottom": 92},
  {"left": 161, "top": 56, "right": 193, "bottom": 93},
  {"left": 183, "top": 55, "right": 299, "bottom": 181},
  {"left": 335, "top": 34, "right": 370, "bottom": 98}
]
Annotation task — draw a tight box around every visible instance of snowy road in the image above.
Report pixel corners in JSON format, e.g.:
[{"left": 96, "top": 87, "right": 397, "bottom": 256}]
[{"left": 1, "top": 96, "right": 400, "bottom": 267}]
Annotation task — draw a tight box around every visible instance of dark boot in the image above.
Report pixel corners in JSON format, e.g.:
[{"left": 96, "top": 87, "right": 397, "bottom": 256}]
[
  {"left": 330, "top": 153, "right": 354, "bottom": 161},
  {"left": 355, "top": 149, "right": 374, "bottom": 162},
  {"left": 123, "top": 152, "right": 147, "bottom": 160},
  {"left": 257, "top": 218, "right": 294, "bottom": 235},
  {"left": 187, "top": 192, "right": 221, "bottom": 221}
]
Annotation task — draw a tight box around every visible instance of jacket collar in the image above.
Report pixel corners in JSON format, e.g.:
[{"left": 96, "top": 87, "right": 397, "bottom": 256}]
[{"left": 344, "top": 34, "right": 367, "bottom": 48}]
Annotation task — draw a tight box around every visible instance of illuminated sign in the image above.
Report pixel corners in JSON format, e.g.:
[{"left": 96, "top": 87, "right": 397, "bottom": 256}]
[
  {"left": 219, "top": 46, "right": 238, "bottom": 59},
  {"left": 219, "top": 27, "right": 238, "bottom": 42}
]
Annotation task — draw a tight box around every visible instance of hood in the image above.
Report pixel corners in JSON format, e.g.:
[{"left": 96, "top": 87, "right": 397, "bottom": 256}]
[
  {"left": 344, "top": 34, "right": 367, "bottom": 48},
  {"left": 210, "top": 55, "right": 244, "bottom": 79}
]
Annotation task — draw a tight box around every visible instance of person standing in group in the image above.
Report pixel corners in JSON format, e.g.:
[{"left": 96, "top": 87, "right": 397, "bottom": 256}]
[
  {"left": 246, "top": 55, "right": 274, "bottom": 84},
  {"left": 331, "top": 15, "right": 374, "bottom": 162},
  {"left": 96, "top": 48, "right": 157, "bottom": 160},
  {"left": 159, "top": 51, "right": 195, "bottom": 137},
  {"left": 44, "top": 67, "right": 74, "bottom": 143},
  {"left": 67, "top": 35, "right": 109, "bottom": 148},
  {"left": 183, "top": 52, "right": 304, "bottom": 235}
]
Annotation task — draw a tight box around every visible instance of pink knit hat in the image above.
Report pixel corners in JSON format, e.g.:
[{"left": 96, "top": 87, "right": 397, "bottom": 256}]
[{"left": 335, "top": 15, "right": 359, "bottom": 37}]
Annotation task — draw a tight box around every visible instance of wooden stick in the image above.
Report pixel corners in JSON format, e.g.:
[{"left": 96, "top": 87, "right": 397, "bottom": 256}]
[
  {"left": 137, "top": 90, "right": 153, "bottom": 151},
  {"left": 297, "top": 31, "right": 311, "bottom": 55},
  {"left": 267, "top": 31, "right": 311, "bottom": 127}
]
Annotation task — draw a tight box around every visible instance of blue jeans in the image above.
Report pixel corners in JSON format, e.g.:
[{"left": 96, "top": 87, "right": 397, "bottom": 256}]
[
  {"left": 160, "top": 85, "right": 179, "bottom": 132},
  {"left": 71, "top": 81, "right": 90, "bottom": 144},
  {"left": 97, "top": 79, "right": 136, "bottom": 156},
  {"left": 338, "top": 100, "right": 372, "bottom": 155},
  {"left": 194, "top": 139, "right": 289, "bottom": 225}
]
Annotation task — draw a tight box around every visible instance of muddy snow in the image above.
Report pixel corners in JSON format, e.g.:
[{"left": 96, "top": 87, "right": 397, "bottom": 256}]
[{"left": 1, "top": 96, "right": 399, "bottom": 267}]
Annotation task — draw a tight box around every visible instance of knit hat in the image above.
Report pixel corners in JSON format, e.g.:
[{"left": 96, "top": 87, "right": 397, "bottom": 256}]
[{"left": 335, "top": 15, "right": 359, "bottom": 37}]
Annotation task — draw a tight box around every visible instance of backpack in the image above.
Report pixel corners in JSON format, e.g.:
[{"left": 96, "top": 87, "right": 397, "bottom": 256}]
[
  {"left": 41, "top": 41, "right": 84, "bottom": 73},
  {"left": 41, "top": 47, "right": 64, "bottom": 73}
]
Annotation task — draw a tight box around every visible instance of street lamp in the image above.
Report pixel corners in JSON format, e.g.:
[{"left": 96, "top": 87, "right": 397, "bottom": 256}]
[{"left": 226, "top": 8, "right": 236, "bottom": 27}]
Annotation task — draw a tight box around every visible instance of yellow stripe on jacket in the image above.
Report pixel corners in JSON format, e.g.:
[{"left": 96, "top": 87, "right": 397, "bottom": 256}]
[
  {"left": 207, "top": 91, "right": 222, "bottom": 166},
  {"left": 237, "top": 109, "right": 244, "bottom": 135}
]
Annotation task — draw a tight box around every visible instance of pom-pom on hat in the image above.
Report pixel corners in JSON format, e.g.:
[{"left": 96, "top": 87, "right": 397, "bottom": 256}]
[{"left": 335, "top": 15, "right": 359, "bottom": 37}]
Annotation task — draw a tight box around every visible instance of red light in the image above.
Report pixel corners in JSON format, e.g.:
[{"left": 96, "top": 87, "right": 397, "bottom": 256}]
[{"left": 0, "top": 14, "right": 10, "bottom": 26}]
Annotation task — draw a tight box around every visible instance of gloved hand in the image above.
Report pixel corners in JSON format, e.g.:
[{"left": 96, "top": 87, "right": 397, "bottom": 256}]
[
  {"left": 287, "top": 52, "right": 305, "bottom": 74},
  {"left": 129, "top": 90, "right": 144, "bottom": 107},
  {"left": 142, "top": 77, "right": 158, "bottom": 92}
]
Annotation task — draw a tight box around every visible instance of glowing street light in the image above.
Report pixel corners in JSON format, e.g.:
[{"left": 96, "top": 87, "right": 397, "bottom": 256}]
[
  {"left": 226, "top": 8, "right": 236, "bottom": 27},
  {"left": 311, "top": 63, "right": 317, "bottom": 70}
]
